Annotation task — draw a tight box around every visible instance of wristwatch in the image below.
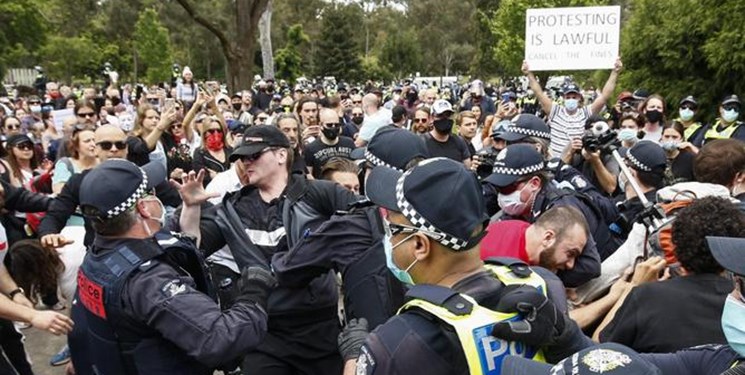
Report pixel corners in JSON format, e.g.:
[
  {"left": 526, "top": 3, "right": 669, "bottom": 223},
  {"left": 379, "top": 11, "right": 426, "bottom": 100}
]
[{"left": 8, "top": 288, "right": 24, "bottom": 299}]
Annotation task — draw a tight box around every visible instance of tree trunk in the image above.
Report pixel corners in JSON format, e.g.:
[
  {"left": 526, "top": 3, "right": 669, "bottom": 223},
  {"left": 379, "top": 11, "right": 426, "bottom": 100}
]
[{"left": 258, "top": 0, "right": 274, "bottom": 80}]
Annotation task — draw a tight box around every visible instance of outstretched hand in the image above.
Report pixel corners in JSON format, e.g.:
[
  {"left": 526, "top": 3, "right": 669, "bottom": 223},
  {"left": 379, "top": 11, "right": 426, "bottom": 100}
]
[{"left": 171, "top": 170, "right": 219, "bottom": 207}]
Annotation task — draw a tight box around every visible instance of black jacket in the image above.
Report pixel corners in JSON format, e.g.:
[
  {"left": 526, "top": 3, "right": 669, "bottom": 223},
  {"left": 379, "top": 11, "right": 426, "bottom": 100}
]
[{"left": 37, "top": 170, "right": 94, "bottom": 246}]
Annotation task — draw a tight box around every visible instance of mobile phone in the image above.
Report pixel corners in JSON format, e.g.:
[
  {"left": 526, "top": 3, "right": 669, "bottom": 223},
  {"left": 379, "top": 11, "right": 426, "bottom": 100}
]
[{"left": 164, "top": 98, "right": 175, "bottom": 112}]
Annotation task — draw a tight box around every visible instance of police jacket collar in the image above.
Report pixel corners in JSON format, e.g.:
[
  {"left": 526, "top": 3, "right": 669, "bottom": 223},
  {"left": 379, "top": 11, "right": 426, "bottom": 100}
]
[{"left": 92, "top": 234, "right": 158, "bottom": 253}]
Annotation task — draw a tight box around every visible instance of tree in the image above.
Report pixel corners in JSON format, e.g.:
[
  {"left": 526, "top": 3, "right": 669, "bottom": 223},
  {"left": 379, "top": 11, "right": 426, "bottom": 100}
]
[
  {"left": 274, "top": 24, "right": 308, "bottom": 84},
  {"left": 258, "top": 0, "right": 275, "bottom": 79},
  {"left": 0, "top": 0, "right": 47, "bottom": 81},
  {"left": 133, "top": 8, "right": 174, "bottom": 84},
  {"left": 379, "top": 30, "right": 421, "bottom": 79},
  {"left": 40, "top": 35, "right": 95, "bottom": 83},
  {"left": 174, "top": 0, "right": 269, "bottom": 92},
  {"left": 472, "top": 0, "right": 502, "bottom": 77},
  {"left": 313, "top": 4, "right": 364, "bottom": 81}
]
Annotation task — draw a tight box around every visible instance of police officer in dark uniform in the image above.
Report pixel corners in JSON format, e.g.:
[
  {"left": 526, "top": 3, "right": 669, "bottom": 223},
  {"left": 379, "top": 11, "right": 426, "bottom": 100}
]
[
  {"left": 69, "top": 160, "right": 275, "bottom": 375},
  {"left": 340, "top": 158, "right": 592, "bottom": 375},
  {"left": 676, "top": 96, "right": 706, "bottom": 147},
  {"left": 703, "top": 95, "right": 745, "bottom": 144},
  {"left": 272, "top": 127, "right": 429, "bottom": 330},
  {"left": 614, "top": 141, "right": 666, "bottom": 234},
  {"left": 483, "top": 144, "right": 605, "bottom": 286},
  {"left": 502, "top": 236, "right": 745, "bottom": 375}
]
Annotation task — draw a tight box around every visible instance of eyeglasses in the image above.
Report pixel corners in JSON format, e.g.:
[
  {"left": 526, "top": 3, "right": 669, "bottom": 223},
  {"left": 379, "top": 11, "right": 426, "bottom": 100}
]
[
  {"left": 324, "top": 123, "right": 341, "bottom": 128},
  {"left": 413, "top": 118, "right": 428, "bottom": 123},
  {"left": 15, "top": 142, "right": 34, "bottom": 151},
  {"left": 205, "top": 128, "right": 223, "bottom": 135},
  {"left": 77, "top": 112, "right": 96, "bottom": 118},
  {"left": 239, "top": 147, "right": 275, "bottom": 163},
  {"left": 97, "top": 141, "right": 127, "bottom": 151}
]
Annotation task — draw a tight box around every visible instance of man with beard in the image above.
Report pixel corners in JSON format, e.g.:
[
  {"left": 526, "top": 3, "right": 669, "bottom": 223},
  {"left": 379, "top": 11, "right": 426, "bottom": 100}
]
[
  {"left": 423, "top": 100, "right": 471, "bottom": 168},
  {"left": 480, "top": 205, "right": 588, "bottom": 273},
  {"left": 304, "top": 108, "right": 356, "bottom": 178}
]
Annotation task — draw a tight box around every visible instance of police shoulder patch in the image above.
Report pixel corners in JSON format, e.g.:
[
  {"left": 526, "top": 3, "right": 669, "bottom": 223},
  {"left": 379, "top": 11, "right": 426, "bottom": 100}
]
[
  {"left": 356, "top": 345, "right": 376, "bottom": 375},
  {"left": 571, "top": 175, "right": 588, "bottom": 189},
  {"left": 581, "top": 348, "right": 632, "bottom": 373},
  {"left": 161, "top": 278, "right": 187, "bottom": 298}
]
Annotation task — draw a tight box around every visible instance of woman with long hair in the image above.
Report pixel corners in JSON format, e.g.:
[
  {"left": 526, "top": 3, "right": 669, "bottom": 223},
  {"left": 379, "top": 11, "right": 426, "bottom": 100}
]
[
  {"left": 52, "top": 126, "right": 97, "bottom": 195},
  {"left": 176, "top": 66, "right": 197, "bottom": 110},
  {"left": 639, "top": 94, "right": 666, "bottom": 143},
  {"left": 192, "top": 115, "right": 232, "bottom": 186},
  {"left": 661, "top": 121, "right": 698, "bottom": 185},
  {"left": 4, "top": 134, "right": 39, "bottom": 189},
  {"left": 126, "top": 103, "right": 177, "bottom": 167}
]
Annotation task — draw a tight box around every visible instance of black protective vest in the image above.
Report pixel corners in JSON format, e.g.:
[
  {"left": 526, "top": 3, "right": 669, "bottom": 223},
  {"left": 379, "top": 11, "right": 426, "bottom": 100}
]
[{"left": 72, "top": 231, "right": 215, "bottom": 375}]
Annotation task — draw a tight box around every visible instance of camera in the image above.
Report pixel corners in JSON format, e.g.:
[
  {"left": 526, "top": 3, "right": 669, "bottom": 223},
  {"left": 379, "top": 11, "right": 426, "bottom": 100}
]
[
  {"left": 582, "top": 130, "right": 619, "bottom": 153},
  {"left": 475, "top": 149, "right": 499, "bottom": 179}
]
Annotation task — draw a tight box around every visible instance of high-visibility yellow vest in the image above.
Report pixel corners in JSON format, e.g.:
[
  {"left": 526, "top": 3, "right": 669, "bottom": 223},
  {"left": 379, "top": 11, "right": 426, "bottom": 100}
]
[
  {"left": 399, "top": 264, "right": 547, "bottom": 375},
  {"left": 705, "top": 120, "right": 742, "bottom": 141},
  {"left": 682, "top": 121, "right": 703, "bottom": 141}
]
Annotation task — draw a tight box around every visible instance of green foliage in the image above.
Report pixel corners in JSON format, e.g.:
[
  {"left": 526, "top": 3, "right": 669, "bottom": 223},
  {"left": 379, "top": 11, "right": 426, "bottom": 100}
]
[
  {"left": 313, "top": 4, "right": 364, "bottom": 80},
  {"left": 360, "top": 55, "right": 393, "bottom": 82},
  {"left": 40, "top": 35, "right": 95, "bottom": 83},
  {"left": 379, "top": 30, "right": 421, "bottom": 79},
  {"left": 619, "top": 0, "right": 745, "bottom": 120},
  {"left": 133, "top": 8, "right": 174, "bottom": 84},
  {"left": 275, "top": 24, "right": 309, "bottom": 84},
  {"left": 0, "top": 0, "right": 47, "bottom": 81}
]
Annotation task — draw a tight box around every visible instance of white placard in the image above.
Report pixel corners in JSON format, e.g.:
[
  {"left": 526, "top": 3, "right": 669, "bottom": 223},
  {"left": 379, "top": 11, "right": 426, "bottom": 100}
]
[
  {"left": 51, "top": 108, "right": 75, "bottom": 132},
  {"left": 525, "top": 6, "right": 620, "bottom": 71}
]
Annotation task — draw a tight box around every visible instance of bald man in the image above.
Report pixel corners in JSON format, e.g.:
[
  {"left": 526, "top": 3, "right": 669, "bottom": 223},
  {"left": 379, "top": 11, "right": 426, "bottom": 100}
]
[
  {"left": 39, "top": 125, "right": 129, "bottom": 249},
  {"left": 305, "top": 108, "right": 356, "bottom": 178},
  {"left": 356, "top": 93, "right": 392, "bottom": 147}
]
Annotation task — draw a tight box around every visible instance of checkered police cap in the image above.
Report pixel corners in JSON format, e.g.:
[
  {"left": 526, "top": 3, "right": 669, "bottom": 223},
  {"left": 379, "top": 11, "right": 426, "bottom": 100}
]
[
  {"left": 626, "top": 140, "right": 666, "bottom": 173},
  {"left": 505, "top": 122, "right": 551, "bottom": 140},
  {"left": 366, "top": 149, "right": 399, "bottom": 171},
  {"left": 626, "top": 151, "right": 651, "bottom": 172},
  {"left": 106, "top": 170, "right": 148, "bottom": 218}
]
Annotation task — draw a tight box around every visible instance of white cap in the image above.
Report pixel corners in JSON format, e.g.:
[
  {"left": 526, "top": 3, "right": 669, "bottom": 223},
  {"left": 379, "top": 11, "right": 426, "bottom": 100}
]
[
  {"left": 431, "top": 99, "right": 454, "bottom": 116},
  {"left": 182, "top": 66, "right": 193, "bottom": 77}
]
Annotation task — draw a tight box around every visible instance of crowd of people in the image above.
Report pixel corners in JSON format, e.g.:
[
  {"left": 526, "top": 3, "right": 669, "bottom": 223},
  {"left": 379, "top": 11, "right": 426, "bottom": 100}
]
[{"left": 0, "top": 57, "right": 744, "bottom": 375}]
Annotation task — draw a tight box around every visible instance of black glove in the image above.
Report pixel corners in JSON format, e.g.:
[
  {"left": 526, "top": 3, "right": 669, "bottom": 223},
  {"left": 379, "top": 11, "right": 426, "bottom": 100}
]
[
  {"left": 491, "top": 285, "right": 565, "bottom": 347},
  {"left": 337, "top": 318, "right": 369, "bottom": 361},
  {"left": 235, "top": 267, "right": 277, "bottom": 311}
]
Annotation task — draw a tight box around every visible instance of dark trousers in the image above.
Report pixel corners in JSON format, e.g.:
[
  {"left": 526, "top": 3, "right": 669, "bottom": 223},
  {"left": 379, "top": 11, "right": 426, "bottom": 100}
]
[{"left": 0, "top": 319, "right": 33, "bottom": 375}]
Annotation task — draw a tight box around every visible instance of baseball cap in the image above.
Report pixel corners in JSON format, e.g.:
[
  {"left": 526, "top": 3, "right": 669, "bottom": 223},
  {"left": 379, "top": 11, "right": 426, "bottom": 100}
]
[
  {"left": 365, "top": 158, "right": 488, "bottom": 251},
  {"left": 484, "top": 144, "right": 545, "bottom": 187},
  {"left": 469, "top": 80, "right": 485, "bottom": 96},
  {"left": 562, "top": 83, "right": 581, "bottom": 96},
  {"left": 501, "top": 343, "right": 661, "bottom": 375},
  {"left": 431, "top": 99, "right": 454, "bottom": 116},
  {"left": 626, "top": 140, "right": 666, "bottom": 173},
  {"left": 6, "top": 134, "right": 33, "bottom": 147},
  {"left": 229, "top": 125, "right": 291, "bottom": 162},
  {"left": 633, "top": 89, "right": 650, "bottom": 100},
  {"left": 707, "top": 236, "right": 745, "bottom": 276},
  {"left": 352, "top": 127, "right": 429, "bottom": 171},
  {"left": 496, "top": 114, "right": 551, "bottom": 142},
  {"left": 679, "top": 95, "right": 698, "bottom": 107},
  {"left": 80, "top": 159, "right": 166, "bottom": 220},
  {"left": 617, "top": 91, "right": 633, "bottom": 102},
  {"left": 722, "top": 95, "right": 741, "bottom": 107}
]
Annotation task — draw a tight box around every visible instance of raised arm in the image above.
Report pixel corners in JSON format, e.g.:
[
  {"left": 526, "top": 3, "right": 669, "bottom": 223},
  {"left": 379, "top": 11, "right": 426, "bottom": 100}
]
[
  {"left": 522, "top": 60, "right": 554, "bottom": 115},
  {"left": 590, "top": 57, "right": 623, "bottom": 115}
]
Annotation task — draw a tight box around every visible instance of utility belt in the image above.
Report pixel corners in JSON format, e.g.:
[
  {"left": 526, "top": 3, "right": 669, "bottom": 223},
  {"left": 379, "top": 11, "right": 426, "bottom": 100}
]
[{"left": 399, "top": 259, "right": 547, "bottom": 374}]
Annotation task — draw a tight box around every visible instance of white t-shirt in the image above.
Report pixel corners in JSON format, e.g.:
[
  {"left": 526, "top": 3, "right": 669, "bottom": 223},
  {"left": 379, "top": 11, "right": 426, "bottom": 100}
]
[{"left": 358, "top": 108, "right": 393, "bottom": 142}]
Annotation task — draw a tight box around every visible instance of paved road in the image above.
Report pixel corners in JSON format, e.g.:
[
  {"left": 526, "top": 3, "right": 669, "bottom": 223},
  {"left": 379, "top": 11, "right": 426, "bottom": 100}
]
[{"left": 24, "top": 324, "right": 68, "bottom": 375}]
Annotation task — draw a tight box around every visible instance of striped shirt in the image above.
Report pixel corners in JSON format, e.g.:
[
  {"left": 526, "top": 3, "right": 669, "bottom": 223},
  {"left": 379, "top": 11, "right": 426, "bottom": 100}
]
[{"left": 548, "top": 105, "right": 592, "bottom": 157}]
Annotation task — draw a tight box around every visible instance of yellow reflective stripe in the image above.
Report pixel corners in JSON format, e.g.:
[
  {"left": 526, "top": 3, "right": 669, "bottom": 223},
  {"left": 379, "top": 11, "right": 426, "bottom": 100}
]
[
  {"left": 485, "top": 264, "right": 547, "bottom": 291},
  {"left": 705, "top": 120, "right": 740, "bottom": 140},
  {"left": 683, "top": 122, "right": 702, "bottom": 140}
]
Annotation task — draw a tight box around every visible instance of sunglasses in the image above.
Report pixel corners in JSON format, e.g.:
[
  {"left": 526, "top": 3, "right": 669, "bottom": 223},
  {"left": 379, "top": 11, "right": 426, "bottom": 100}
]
[
  {"left": 352, "top": 114, "right": 364, "bottom": 118},
  {"left": 353, "top": 100, "right": 362, "bottom": 104},
  {"left": 5, "top": 124, "right": 20, "bottom": 130},
  {"left": 205, "top": 128, "right": 223, "bottom": 135},
  {"left": 29, "top": 101, "right": 41, "bottom": 105},
  {"left": 97, "top": 141, "right": 127, "bottom": 151},
  {"left": 324, "top": 123, "right": 341, "bottom": 128},
  {"left": 256, "top": 117, "right": 269, "bottom": 121},
  {"left": 239, "top": 147, "right": 275, "bottom": 163},
  {"left": 723, "top": 105, "right": 740, "bottom": 112},
  {"left": 680, "top": 105, "right": 696, "bottom": 110},
  {"left": 15, "top": 142, "right": 34, "bottom": 151},
  {"left": 413, "top": 118, "right": 428, "bottom": 123},
  {"left": 172, "top": 123, "right": 183, "bottom": 129},
  {"left": 77, "top": 112, "right": 96, "bottom": 118}
]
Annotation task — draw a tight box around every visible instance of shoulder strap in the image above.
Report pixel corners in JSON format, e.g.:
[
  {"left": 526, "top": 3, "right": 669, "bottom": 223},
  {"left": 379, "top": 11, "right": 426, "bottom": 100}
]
[
  {"left": 404, "top": 284, "right": 473, "bottom": 315},
  {"left": 484, "top": 257, "right": 532, "bottom": 278},
  {"left": 62, "top": 157, "right": 75, "bottom": 174}
]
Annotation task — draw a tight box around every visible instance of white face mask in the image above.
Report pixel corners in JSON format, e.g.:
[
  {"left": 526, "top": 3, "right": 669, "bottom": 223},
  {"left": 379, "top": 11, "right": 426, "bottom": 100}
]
[
  {"left": 498, "top": 184, "right": 531, "bottom": 216},
  {"left": 679, "top": 108, "right": 694, "bottom": 121}
]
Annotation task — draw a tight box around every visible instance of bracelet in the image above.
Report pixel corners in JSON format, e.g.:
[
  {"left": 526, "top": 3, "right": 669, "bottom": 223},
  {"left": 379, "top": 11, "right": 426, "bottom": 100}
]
[{"left": 8, "top": 288, "right": 24, "bottom": 299}]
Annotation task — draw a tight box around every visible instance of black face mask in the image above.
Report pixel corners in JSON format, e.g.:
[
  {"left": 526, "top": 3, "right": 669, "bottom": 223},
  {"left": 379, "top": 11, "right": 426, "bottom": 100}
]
[
  {"left": 433, "top": 119, "right": 453, "bottom": 134},
  {"left": 645, "top": 110, "right": 663, "bottom": 123},
  {"left": 322, "top": 127, "right": 339, "bottom": 140},
  {"left": 232, "top": 103, "right": 242, "bottom": 111},
  {"left": 352, "top": 116, "right": 364, "bottom": 125}
]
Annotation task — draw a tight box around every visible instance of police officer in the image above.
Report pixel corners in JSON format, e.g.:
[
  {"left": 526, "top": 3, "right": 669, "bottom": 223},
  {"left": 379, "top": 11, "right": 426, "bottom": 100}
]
[
  {"left": 69, "top": 160, "right": 275, "bottom": 375},
  {"left": 704, "top": 95, "right": 745, "bottom": 143},
  {"left": 503, "top": 236, "right": 745, "bottom": 374},
  {"left": 483, "top": 144, "right": 605, "bottom": 286},
  {"left": 615, "top": 141, "right": 666, "bottom": 233},
  {"left": 676, "top": 96, "right": 705, "bottom": 147},
  {"left": 272, "top": 127, "right": 429, "bottom": 329},
  {"left": 341, "top": 158, "right": 592, "bottom": 375}
]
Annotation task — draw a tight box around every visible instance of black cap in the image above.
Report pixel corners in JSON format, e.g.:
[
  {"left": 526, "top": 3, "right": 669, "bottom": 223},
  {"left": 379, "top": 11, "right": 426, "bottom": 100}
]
[
  {"left": 626, "top": 140, "right": 666, "bottom": 173},
  {"left": 501, "top": 343, "right": 661, "bottom": 375},
  {"left": 722, "top": 95, "right": 741, "bottom": 107},
  {"left": 352, "top": 127, "right": 429, "bottom": 171},
  {"left": 562, "top": 83, "right": 581, "bottom": 96},
  {"left": 679, "top": 96, "right": 698, "bottom": 107},
  {"left": 633, "top": 89, "right": 650, "bottom": 100},
  {"left": 707, "top": 236, "right": 745, "bottom": 276},
  {"left": 391, "top": 105, "right": 408, "bottom": 123},
  {"left": 80, "top": 159, "right": 166, "bottom": 220},
  {"left": 484, "top": 144, "right": 545, "bottom": 187},
  {"left": 365, "top": 158, "right": 488, "bottom": 251},
  {"left": 229, "top": 125, "right": 291, "bottom": 162},
  {"left": 496, "top": 114, "right": 551, "bottom": 142},
  {"left": 6, "top": 134, "right": 33, "bottom": 147}
]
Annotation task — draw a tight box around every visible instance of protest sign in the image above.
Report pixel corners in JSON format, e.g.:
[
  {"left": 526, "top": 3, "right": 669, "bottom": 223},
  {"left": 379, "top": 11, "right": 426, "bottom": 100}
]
[
  {"left": 525, "top": 6, "right": 621, "bottom": 71},
  {"left": 52, "top": 108, "right": 75, "bottom": 132}
]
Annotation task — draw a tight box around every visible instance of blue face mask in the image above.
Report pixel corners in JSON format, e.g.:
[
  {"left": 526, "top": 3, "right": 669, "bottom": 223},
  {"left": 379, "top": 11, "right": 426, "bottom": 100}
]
[
  {"left": 722, "top": 295, "right": 745, "bottom": 357},
  {"left": 383, "top": 231, "right": 418, "bottom": 285},
  {"left": 564, "top": 99, "right": 579, "bottom": 111},
  {"left": 618, "top": 128, "right": 638, "bottom": 142},
  {"left": 679, "top": 108, "right": 694, "bottom": 121},
  {"left": 723, "top": 109, "right": 740, "bottom": 123}
]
